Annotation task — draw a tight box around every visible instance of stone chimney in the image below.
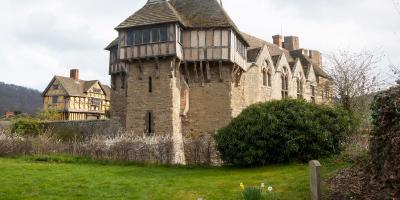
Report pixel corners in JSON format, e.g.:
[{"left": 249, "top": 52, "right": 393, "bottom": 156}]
[
  {"left": 284, "top": 36, "right": 300, "bottom": 51},
  {"left": 272, "top": 35, "right": 283, "bottom": 48},
  {"left": 70, "top": 69, "right": 79, "bottom": 81},
  {"left": 309, "top": 50, "right": 322, "bottom": 68}
]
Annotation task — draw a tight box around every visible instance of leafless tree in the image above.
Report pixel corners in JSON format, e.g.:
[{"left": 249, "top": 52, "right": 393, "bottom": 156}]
[{"left": 327, "top": 49, "right": 382, "bottom": 111}]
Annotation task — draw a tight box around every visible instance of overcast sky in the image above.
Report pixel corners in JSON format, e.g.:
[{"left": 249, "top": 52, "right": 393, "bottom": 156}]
[{"left": 0, "top": 0, "right": 399, "bottom": 91}]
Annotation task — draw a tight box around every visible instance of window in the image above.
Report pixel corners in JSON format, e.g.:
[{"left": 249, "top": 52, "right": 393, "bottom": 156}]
[
  {"left": 148, "top": 77, "right": 152, "bottom": 93},
  {"left": 160, "top": 27, "right": 168, "bottom": 42},
  {"left": 297, "top": 78, "right": 303, "bottom": 99},
  {"left": 143, "top": 29, "right": 151, "bottom": 43},
  {"left": 263, "top": 69, "right": 267, "bottom": 86},
  {"left": 134, "top": 30, "right": 142, "bottom": 45},
  {"left": 311, "top": 85, "right": 316, "bottom": 103},
  {"left": 127, "top": 26, "right": 168, "bottom": 46},
  {"left": 151, "top": 28, "right": 159, "bottom": 43},
  {"left": 126, "top": 30, "right": 134, "bottom": 46},
  {"left": 52, "top": 96, "right": 58, "bottom": 104},
  {"left": 146, "top": 111, "right": 154, "bottom": 134},
  {"left": 236, "top": 38, "right": 246, "bottom": 57},
  {"left": 281, "top": 68, "right": 289, "bottom": 99}
]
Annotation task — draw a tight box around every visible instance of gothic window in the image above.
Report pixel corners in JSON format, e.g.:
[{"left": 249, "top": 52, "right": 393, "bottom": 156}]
[
  {"left": 267, "top": 69, "right": 272, "bottom": 87},
  {"left": 311, "top": 85, "right": 316, "bottom": 103},
  {"left": 297, "top": 77, "right": 303, "bottom": 99},
  {"left": 263, "top": 69, "right": 267, "bottom": 86},
  {"left": 281, "top": 67, "right": 289, "bottom": 99}
]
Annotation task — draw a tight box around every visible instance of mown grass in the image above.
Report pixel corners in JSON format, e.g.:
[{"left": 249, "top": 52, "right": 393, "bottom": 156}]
[{"left": 0, "top": 155, "right": 349, "bottom": 200}]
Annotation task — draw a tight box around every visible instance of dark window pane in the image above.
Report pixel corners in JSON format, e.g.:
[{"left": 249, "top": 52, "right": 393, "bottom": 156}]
[
  {"left": 52, "top": 96, "right": 58, "bottom": 104},
  {"left": 160, "top": 27, "right": 168, "bottom": 42},
  {"left": 151, "top": 29, "right": 159, "bottom": 43},
  {"left": 134, "top": 30, "right": 142, "bottom": 45},
  {"left": 127, "top": 30, "right": 133, "bottom": 45},
  {"left": 143, "top": 29, "right": 151, "bottom": 43}
]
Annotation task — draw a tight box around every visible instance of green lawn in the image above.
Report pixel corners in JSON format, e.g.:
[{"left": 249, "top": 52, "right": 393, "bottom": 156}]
[{"left": 0, "top": 156, "right": 348, "bottom": 200}]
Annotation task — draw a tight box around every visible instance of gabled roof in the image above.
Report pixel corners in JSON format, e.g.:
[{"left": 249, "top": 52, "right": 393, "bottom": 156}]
[
  {"left": 116, "top": 1, "right": 183, "bottom": 30},
  {"left": 247, "top": 47, "right": 262, "bottom": 62},
  {"left": 42, "top": 76, "right": 111, "bottom": 100}
]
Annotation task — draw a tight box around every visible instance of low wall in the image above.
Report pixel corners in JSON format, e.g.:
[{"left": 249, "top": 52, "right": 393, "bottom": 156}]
[{"left": 42, "top": 119, "right": 123, "bottom": 138}]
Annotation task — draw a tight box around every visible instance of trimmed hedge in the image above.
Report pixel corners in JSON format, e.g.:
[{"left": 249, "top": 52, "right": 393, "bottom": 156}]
[{"left": 215, "top": 99, "right": 358, "bottom": 167}]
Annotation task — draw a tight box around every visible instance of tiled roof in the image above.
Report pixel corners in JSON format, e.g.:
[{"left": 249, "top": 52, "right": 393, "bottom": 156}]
[
  {"left": 43, "top": 76, "right": 111, "bottom": 100},
  {"left": 115, "top": 0, "right": 248, "bottom": 46},
  {"left": 247, "top": 47, "right": 262, "bottom": 62},
  {"left": 116, "top": 1, "right": 182, "bottom": 29}
]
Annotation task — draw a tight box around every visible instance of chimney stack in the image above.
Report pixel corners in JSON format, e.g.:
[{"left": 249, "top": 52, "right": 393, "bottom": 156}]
[
  {"left": 70, "top": 69, "right": 79, "bottom": 81},
  {"left": 272, "top": 35, "right": 283, "bottom": 48},
  {"left": 283, "top": 36, "right": 300, "bottom": 51}
]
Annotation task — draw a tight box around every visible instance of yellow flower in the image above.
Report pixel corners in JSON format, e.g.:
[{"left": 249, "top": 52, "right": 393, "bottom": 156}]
[{"left": 240, "top": 182, "right": 245, "bottom": 190}]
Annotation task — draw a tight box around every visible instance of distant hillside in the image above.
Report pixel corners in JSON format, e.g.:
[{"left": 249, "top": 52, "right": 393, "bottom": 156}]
[{"left": 0, "top": 82, "right": 42, "bottom": 116}]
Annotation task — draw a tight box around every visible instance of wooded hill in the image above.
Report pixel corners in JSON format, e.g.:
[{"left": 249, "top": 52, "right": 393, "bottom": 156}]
[{"left": 0, "top": 82, "right": 42, "bottom": 116}]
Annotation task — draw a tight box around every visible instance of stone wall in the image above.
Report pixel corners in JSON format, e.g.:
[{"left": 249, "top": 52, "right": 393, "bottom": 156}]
[
  {"left": 42, "top": 119, "right": 123, "bottom": 138},
  {"left": 182, "top": 63, "right": 232, "bottom": 137}
]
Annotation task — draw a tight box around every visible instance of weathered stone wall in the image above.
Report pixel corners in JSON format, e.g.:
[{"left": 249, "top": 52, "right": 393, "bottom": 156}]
[
  {"left": 182, "top": 62, "right": 232, "bottom": 137},
  {"left": 110, "top": 73, "right": 127, "bottom": 127},
  {"left": 125, "top": 59, "right": 178, "bottom": 136},
  {"left": 42, "top": 119, "right": 123, "bottom": 138}
]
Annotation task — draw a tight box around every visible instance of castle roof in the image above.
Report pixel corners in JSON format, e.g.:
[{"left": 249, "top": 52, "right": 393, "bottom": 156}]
[{"left": 115, "top": 0, "right": 248, "bottom": 46}]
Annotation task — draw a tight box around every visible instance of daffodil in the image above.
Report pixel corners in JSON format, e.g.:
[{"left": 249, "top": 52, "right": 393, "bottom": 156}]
[
  {"left": 261, "top": 183, "right": 265, "bottom": 188},
  {"left": 240, "top": 182, "right": 245, "bottom": 190},
  {"left": 268, "top": 186, "right": 273, "bottom": 192}
]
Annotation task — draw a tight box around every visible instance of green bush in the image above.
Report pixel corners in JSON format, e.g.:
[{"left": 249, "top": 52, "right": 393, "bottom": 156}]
[
  {"left": 11, "top": 117, "right": 43, "bottom": 136},
  {"left": 215, "top": 99, "right": 358, "bottom": 167}
]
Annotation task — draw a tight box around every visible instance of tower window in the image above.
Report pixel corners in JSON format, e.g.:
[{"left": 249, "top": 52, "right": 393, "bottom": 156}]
[
  {"left": 145, "top": 111, "right": 154, "bottom": 134},
  {"left": 148, "top": 77, "right": 153, "bottom": 93}
]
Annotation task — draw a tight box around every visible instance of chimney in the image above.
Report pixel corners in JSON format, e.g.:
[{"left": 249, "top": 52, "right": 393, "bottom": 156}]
[
  {"left": 309, "top": 50, "right": 323, "bottom": 68},
  {"left": 283, "top": 36, "right": 299, "bottom": 51},
  {"left": 70, "top": 69, "right": 79, "bottom": 81},
  {"left": 272, "top": 35, "right": 283, "bottom": 48}
]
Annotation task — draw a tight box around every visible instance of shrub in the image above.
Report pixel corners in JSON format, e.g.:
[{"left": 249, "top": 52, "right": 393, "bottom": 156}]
[
  {"left": 369, "top": 85, "right": 400, "bottom": 196},
  {"left": 11, "top": 117, "right": 43, "bottom": 136},
  {"left": 215, "top": 99, "right": 358, "bottom": 167}
]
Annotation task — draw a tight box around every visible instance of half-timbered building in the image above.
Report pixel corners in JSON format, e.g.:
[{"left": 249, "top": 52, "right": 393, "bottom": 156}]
[{"left": 42, "top": 69, "right": 111, "bottom": 121}]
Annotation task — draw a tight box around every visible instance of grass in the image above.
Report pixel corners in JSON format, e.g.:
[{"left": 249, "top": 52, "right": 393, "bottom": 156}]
[{"left": 0, "top": 155, "right": 349, "bottom": 200}]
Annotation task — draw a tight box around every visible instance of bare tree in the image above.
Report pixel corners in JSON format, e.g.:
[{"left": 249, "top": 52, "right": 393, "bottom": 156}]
[
  {"left": 390, "top": 63, "right": 400, "bottom": 84},
  {"left": 327, "top": 49, "right": 382, "bottom": 111}
]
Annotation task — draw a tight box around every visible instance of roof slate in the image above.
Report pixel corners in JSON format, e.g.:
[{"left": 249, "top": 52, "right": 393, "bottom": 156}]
[
  {"left": 247, "top": 47, "right": 262, "bottom": 62},
  {"left": 116, "top": 1, "right": 182, "bottom": 29},
  {"left": 45, "top": 76, "right": 111, "bottom": 100}
]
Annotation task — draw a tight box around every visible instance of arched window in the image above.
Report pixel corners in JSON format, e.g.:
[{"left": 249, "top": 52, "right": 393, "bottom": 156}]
[
  {"left": 281, "top": 67, "right": 289, "bottom": 99},
  {"left": 296, "top": 76, "right": 303, "bottom": 99},
  {"left": 263, "top": 69, "right": 267, "bottom": 86},
  {"left": 267, "top": 69, "right": 272, "bottom": 87},
  {"left": 311, "top": 85, "right": 316, "bottom": 103}
]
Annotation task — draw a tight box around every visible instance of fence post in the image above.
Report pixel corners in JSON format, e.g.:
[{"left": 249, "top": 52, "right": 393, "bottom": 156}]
[{"left": 309, "top": 160, "right": 322, "bottom": 200}]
